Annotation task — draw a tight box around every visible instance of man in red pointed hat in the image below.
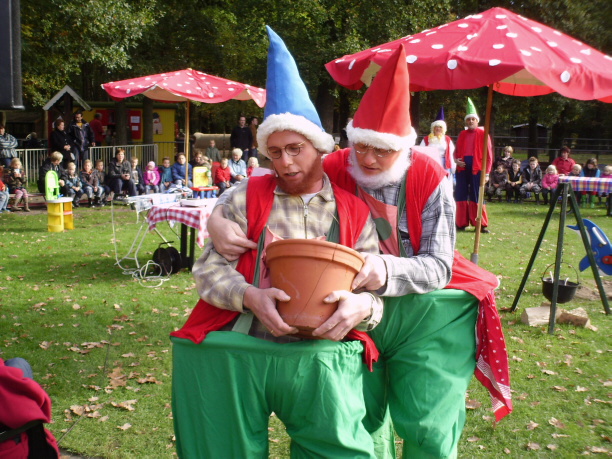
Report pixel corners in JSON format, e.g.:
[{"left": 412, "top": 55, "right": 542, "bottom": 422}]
[{"left": 208, "top": 45, "right": 511, "bottom": 458}]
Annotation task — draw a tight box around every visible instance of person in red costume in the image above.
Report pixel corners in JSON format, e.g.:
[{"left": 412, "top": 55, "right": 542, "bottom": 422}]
[
  {"left": 171, "top": 26, "right": 382, "bottom": 458},
  {"left": 0, "top": 358, "right": 60, "bottom": 458},
  {"left": 208, "top": 46, "right": 512, "bottom": 459},
  {"left": 551, "top": 146, "right": 576, "bottom": 176},
  {"left": 454, "top": 97, "right": 493, "bottom": 232}
]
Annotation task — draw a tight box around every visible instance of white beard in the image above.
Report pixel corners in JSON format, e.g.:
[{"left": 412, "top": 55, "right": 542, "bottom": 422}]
[{"left": 347, "top": 147, "right": 411, "bottom": 190}]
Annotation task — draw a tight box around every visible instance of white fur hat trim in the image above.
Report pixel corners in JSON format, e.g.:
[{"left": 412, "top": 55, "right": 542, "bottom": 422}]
[
  {"left": 257, "top": 113, "right": 335, "bottom": 158},
  {"left": 346, "top": 119, "right": 417, "bottom": 153}
]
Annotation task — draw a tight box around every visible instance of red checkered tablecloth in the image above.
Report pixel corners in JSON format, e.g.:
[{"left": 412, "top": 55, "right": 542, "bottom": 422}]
[
  {"left": 147, "top": 199, "right": 217, "bottom": 247},
  {"left": 559, "top": 176, "right": 612, "bottom": 194}
]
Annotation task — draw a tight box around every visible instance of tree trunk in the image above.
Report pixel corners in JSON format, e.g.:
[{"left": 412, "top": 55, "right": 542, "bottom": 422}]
[
  {"left": 115, "top": 100, "right": 128, "bottom": 145},
  {"left": 142, "top": 98, "right": 153, "bottom": 144},
  {"left": 528, "top": 98, "right": 539, "bottom": 158},
  {"left": 316, "top": 79, "right": 336, "bottom": 142}
]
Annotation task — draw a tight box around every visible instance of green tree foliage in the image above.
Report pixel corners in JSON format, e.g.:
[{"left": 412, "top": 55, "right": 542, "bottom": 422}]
[{"left": 21, "top": 0, "right": 157, "bottom": 106}]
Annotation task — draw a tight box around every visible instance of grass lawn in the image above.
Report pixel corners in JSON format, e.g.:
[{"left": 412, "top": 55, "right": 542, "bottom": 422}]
[{"left": 1, "top": 200, "right": 611, "bottom": 458}]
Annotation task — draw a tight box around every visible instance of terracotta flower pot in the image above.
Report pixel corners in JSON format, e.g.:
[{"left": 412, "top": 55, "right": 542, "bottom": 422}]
[{"left": 265, "top": 239, "right": 365, "bottom": 338}]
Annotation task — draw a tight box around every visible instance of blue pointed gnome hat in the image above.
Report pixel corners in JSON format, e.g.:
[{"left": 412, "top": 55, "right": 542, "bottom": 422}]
[
  {"left": 257, "top": 26, "right": 334, "bottom": 158},
  {"left": 430, "top": 105, "right": 447, "bottom": 134}
]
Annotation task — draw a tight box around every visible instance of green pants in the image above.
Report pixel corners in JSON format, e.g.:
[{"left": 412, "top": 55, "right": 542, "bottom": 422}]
[
  {"left": 172, "top": 332, "right": 375, "bottom": 458},
  {"left": 364, "top": 289, "right": 478, "bottom": 459}
]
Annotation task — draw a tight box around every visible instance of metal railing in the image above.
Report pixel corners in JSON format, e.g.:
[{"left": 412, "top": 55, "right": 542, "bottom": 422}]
[{"left": 14, "top": 145, "right": 158, "bottom": 187}]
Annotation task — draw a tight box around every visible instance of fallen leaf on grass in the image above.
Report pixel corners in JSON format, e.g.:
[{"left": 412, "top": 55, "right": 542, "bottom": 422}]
[
  {"left": 39, "top": 341, "right": 52, "bottom": 350},
  {"left": 121, "top": 353, "right": 136, "bottom": 358},
  {"left": 575, "top": 386, "right": 588, "bottom": 392},
  {"left": 553, "top": 386, "right": 567, "bottom": 392},
  {"left": 526, "top": 421, "right": 539, "bottom": 431},
  {"left": 527, "top": 442, "right": 540, "bottom": 450},
  {"left": 117, "top": 423, "right": 131, "bottom": 430},
  {"left": 547, "top": 444, "right": 558, "bottom": 451},
  {"left": 111, "top": 400, "right": 138, "bottom": 411},
  {"left": 549, "top": 417, "right": 566, "bottom": 429},
  {"left": 542, "top": 369, "right": 557, "bottom": 375},
  {"left": 70, "top": 405, "right": 84, "bottom": 416},
  {"left": 552, "top": 433, "right": 570, "bottom": 438},
  {"left": 588, "top": 446, "right": 609, "bottom": 454},
  {"left": 467, "top": 436, "right": 480, "bottom": 442},
  {"left": 503, "top": 448, "right": 511, "bottom": 454},
  {"left": 465, "top": 399, "right": 481, "bottom": 410},
  {"left": 99, "top": 416, "right": 109, "bottom": 422}
]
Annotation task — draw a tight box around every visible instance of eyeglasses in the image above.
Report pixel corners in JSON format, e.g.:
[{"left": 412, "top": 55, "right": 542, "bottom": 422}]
[
  {"left": 267, "top": 142, "right": 306, "bottom": 159},
  {"left": 354, "top": 144, "right": 396, "bottom": 158}
]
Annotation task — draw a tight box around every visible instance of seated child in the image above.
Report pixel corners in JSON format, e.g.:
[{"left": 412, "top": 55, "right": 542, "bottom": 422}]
[
  {"left": 568, "top": 164, "right": 582, "bottom": 177},
  {"left": 485, "top": 163, "right": 508, "bottom": 202},
  {"left": 93, "top": 159, "right": 110, "bottom": 204},
  {"left": 506, "top": 159, "right": 523, "bottom": 203},
  {"left": 541, "top": 164, "right": 559, "bottom": 205},
  {"left": 600, "top": 165, "right": 612, "bottom": 209},
  {"left": 6, "top": 158, "right": 30, "bottom": 212},
  {"left": 130, "top": 157, "right": 145, "bottom": 195},
  {"left": 144, "top": 161, "right": 161, "bottom": 194},
  {"left": 171, "top": 153, "right": 192, "bottom": 188},
  {"left": 0, "top": 167, "right": 9, "bottom": 213},
  {"left": 580, "top": 158, "right": 601, "bottom": 208},
  {"left": 80, "top": 159, "right": 104, "bottom": 207},
  {"left": 62, "top": 162, "right": 84, "bottom": 207},
  {"left": 158, "top": 157, "right": 173, "bottom": 192},
  {"left": 214, "top": 158, "right": 232, "bottom": 195},
  {"left": 520, "top": 156, "right": 543, "bottom": 203},
  {"left": 247, "top": 156, "right": 259, "bottom": 177}
]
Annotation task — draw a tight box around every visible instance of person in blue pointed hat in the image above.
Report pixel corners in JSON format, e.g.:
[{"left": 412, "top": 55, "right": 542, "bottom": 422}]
[
  {"left": 420, "top": 106, "right": 456, "bottom": 183},
  {"left": 170, "top": 26, "right": 381, "bottom": 458}
]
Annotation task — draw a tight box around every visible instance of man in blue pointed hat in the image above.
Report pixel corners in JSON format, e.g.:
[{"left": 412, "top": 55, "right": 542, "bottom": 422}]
[{"left": 170, "top": 26, "right": 382, "bottom": 458}]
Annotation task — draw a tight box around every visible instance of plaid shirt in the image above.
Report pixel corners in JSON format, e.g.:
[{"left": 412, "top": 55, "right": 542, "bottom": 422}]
[
  {"left": 360, "top": 176, "right": 455, "bottom": 297},
  {"left": 193, "top": 175, "right": 383, "bottom": 337}
]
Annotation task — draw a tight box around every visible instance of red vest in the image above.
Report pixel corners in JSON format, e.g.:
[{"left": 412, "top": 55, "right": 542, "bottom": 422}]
[
  {"left": 171, "top": 174, "right": 380, "bottom": 368},
  {"left": 324, "top": 148, "right": 512, "bottom": 421}
]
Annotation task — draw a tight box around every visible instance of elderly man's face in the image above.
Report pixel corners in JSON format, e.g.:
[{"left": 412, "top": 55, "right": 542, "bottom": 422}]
[
  {"left": 465, "top": 116, "right": 478, "bottom": 130},
  {"left": 353, "top": 144, "right": 401, "bottom": 176},
  {"left": 268, "top": 131, "right": 323, "bottom": 195}
]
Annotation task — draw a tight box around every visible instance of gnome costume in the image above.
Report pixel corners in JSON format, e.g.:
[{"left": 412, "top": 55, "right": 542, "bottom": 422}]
[
  {"left": 453, "top": 97, "right": 493, "bottom": 230},
  {"left": 420, "top": 106, "right": 456, "bottom": 182},
  {"left": 170, "top": 26, "right": 380, "bottom": 458},
  {"left": 323, "top": 47, "right": 511, "bottom": 459}
]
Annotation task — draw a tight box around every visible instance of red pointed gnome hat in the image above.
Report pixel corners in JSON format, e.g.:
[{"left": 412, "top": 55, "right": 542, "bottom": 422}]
[{"left": 347, "top": 45, "right": 417, "bottom": 152}]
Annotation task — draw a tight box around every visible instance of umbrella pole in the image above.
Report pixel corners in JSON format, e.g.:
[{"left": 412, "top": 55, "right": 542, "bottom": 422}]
[
  {"left": 471, "top": 85, "right": 494, "bottom": 265},
  {"left": 185, "top": 100, "right": 190, "bottom": 180}
]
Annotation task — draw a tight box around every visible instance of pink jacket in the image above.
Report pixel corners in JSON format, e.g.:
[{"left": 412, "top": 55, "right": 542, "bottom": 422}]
[
  {"left": 542, "top": 173, "right": 559, "bottom": 190},
  {"left": 144, "top": 168, "right": 160, "bottom": 186}
]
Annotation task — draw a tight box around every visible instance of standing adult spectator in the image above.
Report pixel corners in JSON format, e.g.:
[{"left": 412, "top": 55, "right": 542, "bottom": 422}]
[
  {"left": 249, "top": 116, "right": 259, "bottom": 159},
  {"left": 454, "top": 97, "right": 493, "bottom": 233},
  {"left": 230, "top": 115, "right": 252, "bottom": 160},
  {"left": 68, "top": 112, "right": 95, "bottom": 166},
  {"left": 0, "top": 124, "right": 18, "bottom": 168},
  {"left": 89, "top": 113, "right": 105, "bottom": 146},
  {"left": 206, "top": 139, "right": 222, "bottom": 163},
  {"left": 228, "top": 148, "right": 247, "bottom": 183},
  {"left": 551, "top": 146, "right": 576, "bottom": 176},
  {"left": 23, "top": 132, "right": 43, "bottom": 149},
  {"left": 37, "top": 152, "right": 66, "bottom": 193},
  {"left": 50, "top": 119, "right": 74, "bottom": 167},
  {"left": 419, "top": 107, "right": 455, "bottom": 183},
  {"left": 107, "top": 148, "right": 136, "bottom": 200}
]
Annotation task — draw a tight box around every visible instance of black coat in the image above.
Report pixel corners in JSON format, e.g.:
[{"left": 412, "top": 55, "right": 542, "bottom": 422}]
[{"left": 49, "top": 129, "right": 73, "bottom": 163}]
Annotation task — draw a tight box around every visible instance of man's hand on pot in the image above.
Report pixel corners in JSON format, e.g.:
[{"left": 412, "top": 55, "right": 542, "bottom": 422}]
[
  {"left": 312, "top": 291, "right": 371, "bottom": 341},
  {"left": 208, "top": 206, "right": 257, "bottom": 261},
  {"left": 243, "top": 286, "right": 297, "bottom": 336},
  {"left": 352, "top": 253, "right": 387, "bottom": 291}
]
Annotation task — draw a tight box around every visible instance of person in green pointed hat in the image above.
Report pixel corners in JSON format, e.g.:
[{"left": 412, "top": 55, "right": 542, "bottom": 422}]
[{"left": 454, "top": 97, "right": 493, "bottom": 232}]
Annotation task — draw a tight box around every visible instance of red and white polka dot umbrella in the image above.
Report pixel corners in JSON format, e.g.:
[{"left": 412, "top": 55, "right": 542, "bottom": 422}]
[
  {"left": 102, "top": 68, "right": 266, "bottom": 107},
  {"left": 326, "top": 7, "right": 612, "bottom": 102}
]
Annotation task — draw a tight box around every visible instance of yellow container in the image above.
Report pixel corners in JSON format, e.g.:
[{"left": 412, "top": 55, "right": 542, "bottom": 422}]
[{"left": 47, "top": 202, "right": 64, "bottom": 232}]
